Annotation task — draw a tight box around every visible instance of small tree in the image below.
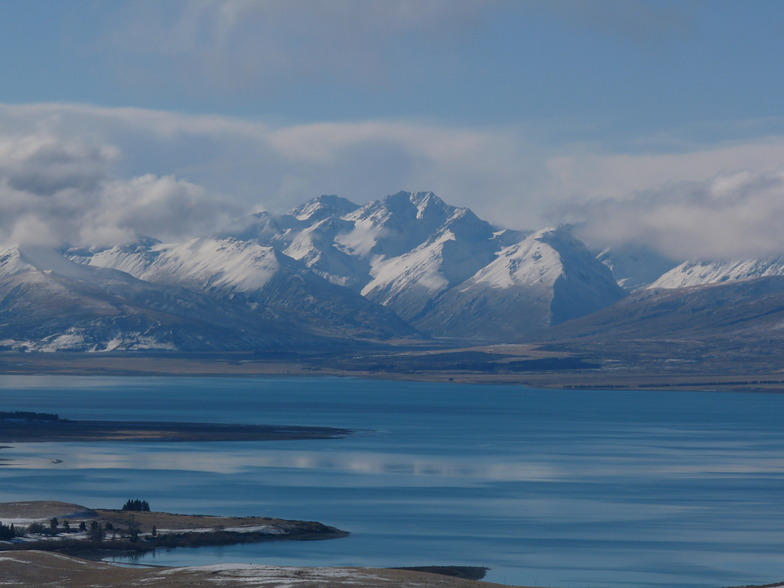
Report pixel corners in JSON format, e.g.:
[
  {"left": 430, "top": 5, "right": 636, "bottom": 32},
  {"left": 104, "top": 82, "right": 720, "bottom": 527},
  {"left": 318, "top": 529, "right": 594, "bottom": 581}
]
[
  {"left": 49, "top": 517, "right": 59, "bottom": 532},
  {"left": 127, "top": 514, "right": 140, "bottom": 542},
  {"left": 89, "top": 520, "right": 105, "bottom": 542}
]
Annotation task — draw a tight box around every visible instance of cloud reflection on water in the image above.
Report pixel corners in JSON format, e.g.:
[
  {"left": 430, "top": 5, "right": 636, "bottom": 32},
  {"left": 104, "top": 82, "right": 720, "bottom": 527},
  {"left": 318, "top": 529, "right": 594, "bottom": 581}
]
[
  {"left": 3, "top": 443, "right": 563, "bottom": 481},
  {"left": 5, "top": 442, "right": 784, "bottom": 485}
]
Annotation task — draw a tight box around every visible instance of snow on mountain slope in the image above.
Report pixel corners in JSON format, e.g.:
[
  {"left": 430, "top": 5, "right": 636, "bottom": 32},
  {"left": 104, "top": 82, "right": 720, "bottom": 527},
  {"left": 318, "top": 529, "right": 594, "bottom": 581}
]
[
  {"left": 541, "top": 229, "right": 628, "bottom": 325},
  {"left": 467, "top": 229, "right": 566, "bottom": 290},
  {"left": 228, "top": 191, "right": 490, "bottom": 293},
  {"left": 71, "top": 237, "right": 416, "bottom": 341},
  {"left": 218, "top": 191, "right": 529, "bottom": 299},
  {"left": 74, "top": 238, "right": 283, "bottom": 295},
  {"left": 280, "top": 217, "right": 370, "bottom": 289},
  {"left": 597, "top": 244, "right": 679, "bottom": 290},
  {"left": 413, "top": 227, "right": 625, "bottom": 341},
  {"left": 286, "top": 194, "right": 359, "bottom": 222},
  {"left": 336, "top": 191, "right": 455, "bottom": 260},
  {"left": 0, "top": 247, "right": 42, "bottom": 277},
  {"left": 649, "top": 257, "right": 784, "bottom": 289},
  {"left": 361, "top": 208, "right": 509, "bottom": 320},
  {"left": 0, "top": 245, "right": 289, "bottom": 352}
]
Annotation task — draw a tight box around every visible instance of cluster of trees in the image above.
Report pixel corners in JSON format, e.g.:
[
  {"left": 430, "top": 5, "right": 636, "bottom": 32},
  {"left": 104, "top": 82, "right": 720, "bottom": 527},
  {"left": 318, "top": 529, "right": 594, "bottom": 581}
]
[
  {"left": 2, "top": 517, "right": 150, "bottom": 544},
  {"left": 0, "top": 522, "right": 21, "bottom": 540},
  {"left": 24, "top": 518, "right": 117, "bottom": 541},
  {"left": 1, "top": 499, "right": 154, "bottom": 544},
  {"left": 24, "top": 518, "right": 81, "bottom": 536},
  {"left": 122, "top": 499, "right": 150, "bottom": 512}
]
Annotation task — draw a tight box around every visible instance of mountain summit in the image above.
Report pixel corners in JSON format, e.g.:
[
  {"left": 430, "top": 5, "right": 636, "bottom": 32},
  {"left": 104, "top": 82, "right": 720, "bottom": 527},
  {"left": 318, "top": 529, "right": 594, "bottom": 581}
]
[{"left": 0, "top": 191, "right": 652, "bottom": 351}]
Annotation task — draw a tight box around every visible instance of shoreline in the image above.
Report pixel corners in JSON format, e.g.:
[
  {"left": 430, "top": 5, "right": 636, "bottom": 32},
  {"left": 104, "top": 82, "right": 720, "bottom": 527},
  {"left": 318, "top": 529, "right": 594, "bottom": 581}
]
[
  {"left": 0, "top": 501, "right": 348, "bottom": 556},
  {"left": 0, "top": 349, "right": 782, "bottom": 394},
  {"left": 0, "top": 417, "right": 352, "bottom": 443},
  {"left": 0, "top": 551, "right": 515, "bottom": 588},
  {"left": 0, "top": 502, "right": 504, "bottom": 587}
]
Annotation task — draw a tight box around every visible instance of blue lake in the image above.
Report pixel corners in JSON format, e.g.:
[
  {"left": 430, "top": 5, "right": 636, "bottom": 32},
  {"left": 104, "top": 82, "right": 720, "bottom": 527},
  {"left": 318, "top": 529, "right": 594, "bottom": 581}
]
[{"left": 0, "top": 375, "right": 783, "bottom": 587}]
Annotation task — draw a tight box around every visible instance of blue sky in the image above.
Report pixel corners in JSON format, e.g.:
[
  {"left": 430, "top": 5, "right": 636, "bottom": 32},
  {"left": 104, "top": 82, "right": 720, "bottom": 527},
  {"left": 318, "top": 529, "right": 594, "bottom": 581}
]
[{"left": 2, "top": 0, "right": 784, "bottom": 258}]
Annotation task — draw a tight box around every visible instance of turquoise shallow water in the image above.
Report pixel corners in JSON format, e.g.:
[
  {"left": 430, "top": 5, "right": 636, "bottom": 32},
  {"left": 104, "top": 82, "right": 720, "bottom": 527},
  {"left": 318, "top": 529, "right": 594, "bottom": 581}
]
[{"left": 0, "top": 375, "right": 783, "bottom": 587}]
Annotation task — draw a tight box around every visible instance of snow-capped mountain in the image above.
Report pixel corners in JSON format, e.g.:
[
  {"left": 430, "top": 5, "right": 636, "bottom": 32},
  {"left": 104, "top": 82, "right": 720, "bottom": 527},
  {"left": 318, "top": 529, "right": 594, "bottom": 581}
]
[
  {"left": 223, "top": 190, "right": 526, "bottom": 298},
  {"left": 286, "top": 194, "right": 360, "bottom": 223},
  {"left": 361, "top": 208, "right": 523, "bottom": 321},
  {"left": 72, "top": 238, "right": 290, "bottom": 295},
  {"left": 0, "top": 245, "right": 314, "bottom": 352},
  {"left": 336, "top": 191, "right": 459, "bottom": 260},
  {"left": 68, "top": 237, "right": 415, "bottom": 342},
  {"left": 0, "top": 191, "right": 658, "bottom": 351},
  {"left": 649, "top": 256, "right": 784, "bottom": 289},
  {"left": 413, "top": 227, "right": 626, "bottom": 341}
]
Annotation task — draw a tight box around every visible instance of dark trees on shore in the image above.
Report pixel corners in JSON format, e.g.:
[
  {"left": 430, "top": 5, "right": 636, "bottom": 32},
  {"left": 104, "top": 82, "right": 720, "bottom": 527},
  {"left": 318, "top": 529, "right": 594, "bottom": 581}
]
[
  {"left": 0, "top": 522, "right": 19, "bottom": 540},
  {"left": 122, "top": 499, "right": 150, "bottom": 512}
]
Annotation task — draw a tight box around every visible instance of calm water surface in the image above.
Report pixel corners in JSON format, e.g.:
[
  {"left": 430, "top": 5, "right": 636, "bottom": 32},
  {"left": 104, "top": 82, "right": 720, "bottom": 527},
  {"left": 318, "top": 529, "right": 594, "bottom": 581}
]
[{"left": 0, "top": 375, "right": 783, "bottom": 588}]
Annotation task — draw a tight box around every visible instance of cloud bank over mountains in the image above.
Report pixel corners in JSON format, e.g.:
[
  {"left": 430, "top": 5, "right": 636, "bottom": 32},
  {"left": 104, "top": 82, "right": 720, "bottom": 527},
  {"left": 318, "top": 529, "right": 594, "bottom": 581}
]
[
  {"left": 2, "top": 102, "right": 784, "bottom": 260},
  {"left": 571, "top": 169, "right": 784, "bottom": 260}
]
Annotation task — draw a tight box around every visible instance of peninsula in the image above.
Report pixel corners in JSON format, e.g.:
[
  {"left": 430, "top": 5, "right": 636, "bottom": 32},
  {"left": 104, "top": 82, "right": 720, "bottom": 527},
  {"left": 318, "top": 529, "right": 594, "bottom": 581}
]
[
  {"left": 0, "top": 500, "right": 347, "bottom": 555},
  {"left": 0, "top": 411, "right": 351, "bottom": 442}
]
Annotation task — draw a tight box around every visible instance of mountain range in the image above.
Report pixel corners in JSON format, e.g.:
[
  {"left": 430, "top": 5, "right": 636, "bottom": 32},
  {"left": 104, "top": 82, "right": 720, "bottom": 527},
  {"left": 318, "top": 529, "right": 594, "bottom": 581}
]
[{"left": 3, "top": 190, "right": 784, "bottom": 354}]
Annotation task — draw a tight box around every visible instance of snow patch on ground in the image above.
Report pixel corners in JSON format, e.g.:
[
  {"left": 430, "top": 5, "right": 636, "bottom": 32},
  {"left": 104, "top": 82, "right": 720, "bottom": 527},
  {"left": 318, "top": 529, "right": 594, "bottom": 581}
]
[
  {"left": 0, "top": 557, "right": 30, "bottom": 564},
  {"left": 160, "top": 564, "right": 390, "bottom": 586},
  {"left": 0, "top": 518, "right": 48, "bottom": 526},
  {"left": 154, "top": 525, "right": 285, "bottom": 535}
]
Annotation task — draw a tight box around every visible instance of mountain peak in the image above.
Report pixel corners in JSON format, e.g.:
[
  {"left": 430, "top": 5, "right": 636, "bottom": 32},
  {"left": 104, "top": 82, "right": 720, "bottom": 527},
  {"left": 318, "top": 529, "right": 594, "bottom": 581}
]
[
  {"left": 409, "top": 191, "right": 449, "bottom": 219},
  {"left": 286, "top": 195, "right": 359, "bottom": 222},
  {"left": 0, "top": 245, "right": 31, "bottom": 277}
]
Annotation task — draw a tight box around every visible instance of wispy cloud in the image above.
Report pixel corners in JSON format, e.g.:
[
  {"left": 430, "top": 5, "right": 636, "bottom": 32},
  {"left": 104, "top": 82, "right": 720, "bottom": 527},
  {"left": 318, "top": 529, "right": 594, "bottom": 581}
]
[
  {"left": 528, "top": 0, "right": 693, "bottom": 42},
  {"left": 99, "top": 0, "right": 493, "bottom": 95}
]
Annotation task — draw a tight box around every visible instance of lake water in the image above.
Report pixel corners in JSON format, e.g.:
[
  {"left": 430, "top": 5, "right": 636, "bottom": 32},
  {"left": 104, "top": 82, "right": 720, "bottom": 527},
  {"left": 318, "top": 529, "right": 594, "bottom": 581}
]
[{"left": 1, "top": 375, "right": 783, "bottom": 588}]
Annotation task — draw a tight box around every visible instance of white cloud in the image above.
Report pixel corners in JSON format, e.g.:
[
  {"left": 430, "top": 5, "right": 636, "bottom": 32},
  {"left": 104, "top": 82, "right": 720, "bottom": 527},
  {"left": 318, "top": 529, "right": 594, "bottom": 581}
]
[
  {"left": 544, "top": 139, "right": 784, "bottom": 205},
  {"left": 571, "top": 169, "right": 784, "bottom": 260},
  {"left": 87, "top": 174, "right": 240, "bottom": 245},
  {"left": 0, "top": 103, "right": 540, "bottom": 244},
  {"left": 0, "top": 115, "right": 244, "bottom": 247},
  {"left": 0, "top": 133, "right": 117, "bottom": 196},
  {"left": 3, "top": 102, "right": 784, "bottom": 261},
  {"left": 539, "top": 137, "right": 784, "bottom": 260}
]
